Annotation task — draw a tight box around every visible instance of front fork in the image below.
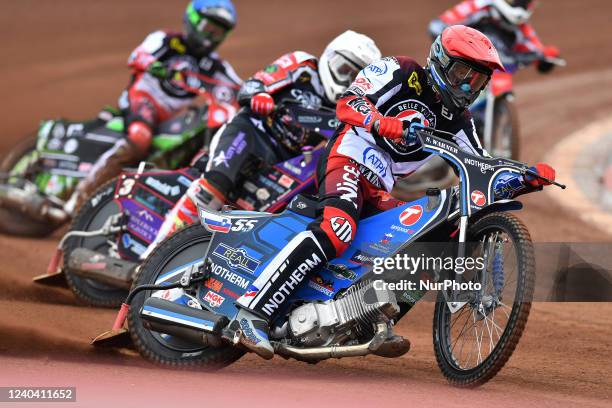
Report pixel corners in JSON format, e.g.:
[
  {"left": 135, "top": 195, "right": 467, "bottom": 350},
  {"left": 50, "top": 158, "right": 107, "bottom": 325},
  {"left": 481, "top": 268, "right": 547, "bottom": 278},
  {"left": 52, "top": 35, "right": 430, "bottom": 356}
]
[
  {"left": 446, "top": 215, "right": 500, "bottom": 314},
  {"left": 445, "top": 215, "right": 469, "bottom": 313}
]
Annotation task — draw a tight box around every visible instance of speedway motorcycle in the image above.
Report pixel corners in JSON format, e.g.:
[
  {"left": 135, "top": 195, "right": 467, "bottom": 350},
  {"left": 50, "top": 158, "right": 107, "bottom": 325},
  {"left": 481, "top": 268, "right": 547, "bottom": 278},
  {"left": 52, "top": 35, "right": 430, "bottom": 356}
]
[
  {"left": 0, "top": 60, "right": 239, "bottom": 237},
  {"left": 36, "top": 102, "right": 338, "bottom": 308},
  {"left": 93, "top": 125, "right": 564, "bottom": 387}
]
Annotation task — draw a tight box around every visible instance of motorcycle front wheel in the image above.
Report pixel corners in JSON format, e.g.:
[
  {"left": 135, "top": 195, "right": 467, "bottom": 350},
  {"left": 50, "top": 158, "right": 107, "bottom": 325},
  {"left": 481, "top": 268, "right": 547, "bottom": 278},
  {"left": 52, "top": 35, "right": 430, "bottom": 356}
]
[{"left": 433, "top": 212, "right": 535, "bottom": 387}]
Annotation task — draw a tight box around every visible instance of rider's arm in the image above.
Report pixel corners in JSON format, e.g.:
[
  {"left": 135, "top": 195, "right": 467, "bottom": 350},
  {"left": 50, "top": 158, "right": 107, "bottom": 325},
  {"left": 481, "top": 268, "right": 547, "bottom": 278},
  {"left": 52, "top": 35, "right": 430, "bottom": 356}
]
[
  {"left": 336, "top": 56, "right": 405, "bottom": 131},
  {"left": 514, "top": 23, "right": 560, "bottom": 73},
  {"left": 127, "top": 30, "right": 172, "bottom": 73},
  {"left": 514, "top": 23, "right": 546, "bottom": 54},
  {"left": 237, "top": 51, "right": 318, "bottom": 106}
]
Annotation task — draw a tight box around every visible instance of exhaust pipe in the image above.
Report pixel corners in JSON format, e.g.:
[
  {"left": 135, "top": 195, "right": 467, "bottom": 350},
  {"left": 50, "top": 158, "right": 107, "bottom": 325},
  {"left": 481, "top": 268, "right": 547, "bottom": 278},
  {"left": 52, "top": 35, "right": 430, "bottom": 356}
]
[
  {"left": 140, "top": 297, "right": 227, "bottom": 346},
  {"left": 67, "top": 248, "right": 137, "bottom": 289},
  {"left": 0, "top": 184, "right": 68, "bottom": 224},
  {"left": 274, "top": 323, "right": 410, "bottom": 362}
]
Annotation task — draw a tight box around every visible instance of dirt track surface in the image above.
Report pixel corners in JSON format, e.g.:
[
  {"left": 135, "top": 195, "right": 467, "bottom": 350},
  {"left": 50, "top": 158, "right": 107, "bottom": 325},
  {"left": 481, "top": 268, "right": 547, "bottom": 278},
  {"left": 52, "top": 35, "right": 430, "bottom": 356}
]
[{"left": 0, "top": 1, "right": 611, "bottom": 407}]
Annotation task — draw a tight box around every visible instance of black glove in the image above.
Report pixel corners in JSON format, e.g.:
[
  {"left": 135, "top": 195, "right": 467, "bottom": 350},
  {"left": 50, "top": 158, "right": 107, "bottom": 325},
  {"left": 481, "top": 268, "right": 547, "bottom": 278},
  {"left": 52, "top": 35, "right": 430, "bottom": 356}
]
[{"left": 537, "top": 60, "right": 555, "bottom": 74}]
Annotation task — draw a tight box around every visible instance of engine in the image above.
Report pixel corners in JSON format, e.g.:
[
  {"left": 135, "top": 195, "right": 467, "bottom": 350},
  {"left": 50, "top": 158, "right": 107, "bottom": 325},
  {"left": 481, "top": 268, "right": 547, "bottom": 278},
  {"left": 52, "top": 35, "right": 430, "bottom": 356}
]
[{"left": 286, "top": 281, "right": 399, "bottom": 347}]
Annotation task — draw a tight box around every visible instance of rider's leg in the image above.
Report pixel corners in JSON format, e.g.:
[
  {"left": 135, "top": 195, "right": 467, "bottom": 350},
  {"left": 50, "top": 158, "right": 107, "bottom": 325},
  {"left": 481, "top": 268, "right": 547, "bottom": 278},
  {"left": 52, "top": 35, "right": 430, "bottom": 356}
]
[
  {"left": 141, "top": 112, "right": 279, "bottom": 257},
  {"left": 66, "top": 92, "right": 161, "bottom": 214},
  {"left": 232, "top": 154, "right": 366, "bottom": 359}
]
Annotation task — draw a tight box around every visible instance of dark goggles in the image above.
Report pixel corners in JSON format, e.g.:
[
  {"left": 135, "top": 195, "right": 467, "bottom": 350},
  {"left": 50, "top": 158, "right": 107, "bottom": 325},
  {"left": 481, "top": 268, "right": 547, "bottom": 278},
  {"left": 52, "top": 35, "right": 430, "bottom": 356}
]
[{"left": 193, "top": 17, "right": 229, "bottom": 45}]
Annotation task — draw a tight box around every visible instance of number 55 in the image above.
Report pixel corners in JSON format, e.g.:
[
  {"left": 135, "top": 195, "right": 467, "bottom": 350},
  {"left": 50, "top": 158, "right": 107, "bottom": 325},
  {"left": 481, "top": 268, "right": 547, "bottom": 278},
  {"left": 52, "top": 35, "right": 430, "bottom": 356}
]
[{"left": 231, "top": 219, "right": 258, "bottom": 232}]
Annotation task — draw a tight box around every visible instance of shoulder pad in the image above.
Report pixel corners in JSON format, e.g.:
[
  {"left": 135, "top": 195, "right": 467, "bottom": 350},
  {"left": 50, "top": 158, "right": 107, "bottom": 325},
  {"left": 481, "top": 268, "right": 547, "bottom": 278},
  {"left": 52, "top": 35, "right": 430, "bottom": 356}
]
[{"left": 292, "top": 51, "right": 317, "bottom": 64}]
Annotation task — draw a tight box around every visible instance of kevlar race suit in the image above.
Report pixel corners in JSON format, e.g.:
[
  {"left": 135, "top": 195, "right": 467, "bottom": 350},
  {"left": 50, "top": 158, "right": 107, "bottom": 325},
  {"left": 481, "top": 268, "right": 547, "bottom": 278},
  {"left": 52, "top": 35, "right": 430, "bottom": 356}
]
[
  {"left": 143, "top": 50, "right": 333, "bottom": 256},
  {"left": 429, "top": 0, "right": 559, "bottom": 71},
  {"left": 233, "top": 56, "right": 542, "bottom": 344},
  {"left": 69, "top": 30, "right": 241, "bottom": 212}
]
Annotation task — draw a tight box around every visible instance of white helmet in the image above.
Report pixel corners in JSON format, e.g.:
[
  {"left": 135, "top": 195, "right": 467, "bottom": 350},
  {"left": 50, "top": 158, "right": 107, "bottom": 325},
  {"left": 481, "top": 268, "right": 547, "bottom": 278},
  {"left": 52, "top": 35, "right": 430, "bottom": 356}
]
[
  {"left": 318, "top": 30, "right": 381, "bottom": 102},
  {"left": 490, "top": 0, "right": 534, "bottom": 25}
]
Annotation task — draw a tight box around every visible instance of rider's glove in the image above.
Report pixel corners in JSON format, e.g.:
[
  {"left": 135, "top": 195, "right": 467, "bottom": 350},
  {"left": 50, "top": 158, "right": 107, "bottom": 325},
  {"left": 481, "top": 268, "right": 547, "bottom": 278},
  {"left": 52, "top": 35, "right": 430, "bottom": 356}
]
[
  {"left": 525, "top": 163, "right": 556, "bottom": 187},
  {"left": 537, "top": 46, "right": 560, "bottom": 74},
  {"left": 147, "top": 61, "right": 169, "bottom": 79},
  {"left": 377, "top": 116, "right": 404, "bottom": 140},
  {"left": 250, "top": 93, "right": 275, "bottom": 116},
  {"left": 543, "top": 45, "right": 560, "bottom": 59}
]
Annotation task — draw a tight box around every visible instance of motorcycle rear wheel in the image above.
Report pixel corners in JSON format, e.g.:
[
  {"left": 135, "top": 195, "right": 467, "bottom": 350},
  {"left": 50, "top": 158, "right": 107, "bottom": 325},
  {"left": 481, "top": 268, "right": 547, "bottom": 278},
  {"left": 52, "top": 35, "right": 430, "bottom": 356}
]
[
  {"left": 128, "top": 223, "right": 244, "bottom": 369},
  {"left": 433, "top": 212, "right": 534, "bottom": 387},
  {"left": 63, "top": 179, "right": 128, "bottom": 307},
  {"left": 0, "top": 134, "right": 61, "bottom": 237}
]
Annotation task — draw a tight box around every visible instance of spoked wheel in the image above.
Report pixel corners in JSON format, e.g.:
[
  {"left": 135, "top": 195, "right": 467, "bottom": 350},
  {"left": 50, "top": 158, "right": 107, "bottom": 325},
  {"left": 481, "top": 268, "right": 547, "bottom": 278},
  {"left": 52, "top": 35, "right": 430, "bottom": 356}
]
[
  {"left": 128, "top": 223, "right": 244, "bottom": 369},
  {"left": 63, "top": 179, "right": 127, "bottom": 307},
  {"left": 489, "top": 97, "right": 520, "bottom": 160},
  {"left": 433, "top": 212, "right": 535, "bottom": 387}
]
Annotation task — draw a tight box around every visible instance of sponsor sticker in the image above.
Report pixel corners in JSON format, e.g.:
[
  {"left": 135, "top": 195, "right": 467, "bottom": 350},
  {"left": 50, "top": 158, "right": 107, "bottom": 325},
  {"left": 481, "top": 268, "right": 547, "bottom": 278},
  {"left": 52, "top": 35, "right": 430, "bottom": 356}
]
[
  {"left": 199, "top": 209, "right": 232, "bottom": 233},
  {"left": 308, "top": 274, "right": 334, "bottom": 297},
  {"left": 145, "top": 177, "right": 180, "bottom": 196},
  {"left": 212, "top": 243, "right": 260, "bottom": 275},
  {"left": 203, "top": 290, "right": 225, "bottom": 308},
  {"left": 399, "top": 205, "right": 423, "bottom": 226},
  {"left": 349, "top": 250, "right": 377, "bottom": 265},
  {"left": 471, "top": 190, "right": 486, "bottom": 206},
  {"left": 367, "top": 61, "right": 388, "bottom": 76},
  {"left": 205, "top": 277, "right": 223, "bottom": 292},
  {"left": 278, "top": 174, "right": 295, "bottom": 188},
  {"left": 363, "top": 147, "right": 388, "bottom": 177},
  {"left": 330, "top": 216, "right": 353, "bottom": 243}
]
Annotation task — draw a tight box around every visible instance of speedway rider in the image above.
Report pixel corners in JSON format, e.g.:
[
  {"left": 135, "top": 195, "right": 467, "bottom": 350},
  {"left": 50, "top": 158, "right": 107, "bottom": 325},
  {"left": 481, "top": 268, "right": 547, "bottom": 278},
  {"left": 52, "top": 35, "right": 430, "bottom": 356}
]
[
  {"left": 140, "top": 30, "right": 382, "bottom": 258},
  {"left": 65, "top": 0, "right": 242, "bottom": 213},
  {"left": 232, "top": 25, "right": 557, "bottom": 359},
  {"left": 429, "top": 0, "right": 561, "bottom": 72}
]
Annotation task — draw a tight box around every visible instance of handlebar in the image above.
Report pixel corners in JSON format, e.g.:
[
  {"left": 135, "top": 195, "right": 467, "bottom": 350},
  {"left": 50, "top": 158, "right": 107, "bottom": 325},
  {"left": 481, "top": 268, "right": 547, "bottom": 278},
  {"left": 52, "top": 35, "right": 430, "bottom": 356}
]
[
  {"left": 373, "top": 121, "right": 567, "bottom": 190},
  {"left": 523, "top": 168, "right": 566, "bottom": 189}
]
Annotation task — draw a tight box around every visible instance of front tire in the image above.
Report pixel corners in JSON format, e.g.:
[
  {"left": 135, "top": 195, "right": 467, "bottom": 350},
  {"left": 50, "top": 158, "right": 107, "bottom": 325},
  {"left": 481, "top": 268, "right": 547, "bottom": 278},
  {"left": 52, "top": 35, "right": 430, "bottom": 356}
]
[
  {"left": 63, "top": 179, "right": 128, "bottom": 307},
  {"left": 128, "top": 223, "right": 244, "bottom": 369},
  {"left": 433, "top": 212, "right": 535, "bottom": 387}
]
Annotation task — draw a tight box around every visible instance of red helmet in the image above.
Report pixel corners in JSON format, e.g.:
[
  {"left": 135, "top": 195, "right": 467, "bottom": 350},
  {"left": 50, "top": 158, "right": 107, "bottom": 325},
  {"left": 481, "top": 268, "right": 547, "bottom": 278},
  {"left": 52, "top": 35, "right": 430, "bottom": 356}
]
[{"left": 427, "top": 25, "right": 504, "bottom": 110}]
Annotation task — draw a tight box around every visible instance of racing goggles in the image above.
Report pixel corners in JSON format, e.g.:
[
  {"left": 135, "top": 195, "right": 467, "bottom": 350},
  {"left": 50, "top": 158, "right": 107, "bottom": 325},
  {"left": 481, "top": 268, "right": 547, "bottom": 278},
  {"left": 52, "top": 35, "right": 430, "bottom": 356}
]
[
  {"left": 445, "top": 60, "right": 491, "bottom": 93},
  {"left": 328, "top": 52, "right": 362, "bottom": 86},
  {"left": 194, "top": 17, "right": 230, "bottom": 45}
]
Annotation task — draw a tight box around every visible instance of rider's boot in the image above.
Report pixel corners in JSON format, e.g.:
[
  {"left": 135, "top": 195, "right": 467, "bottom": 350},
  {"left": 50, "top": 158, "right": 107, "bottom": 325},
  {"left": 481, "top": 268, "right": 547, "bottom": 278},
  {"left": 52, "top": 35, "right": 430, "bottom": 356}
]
[
  {"left": 228, "top": 231, "right": 328, "bottom": 359},
  {"left": 140, "top": 178, "right": 225, "bottom": 260},
  {"left": 64, "top": 123, "right": 150, "bottom": 215}
]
